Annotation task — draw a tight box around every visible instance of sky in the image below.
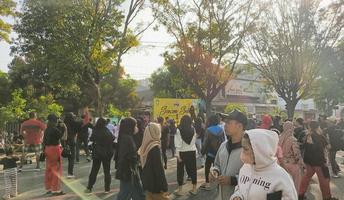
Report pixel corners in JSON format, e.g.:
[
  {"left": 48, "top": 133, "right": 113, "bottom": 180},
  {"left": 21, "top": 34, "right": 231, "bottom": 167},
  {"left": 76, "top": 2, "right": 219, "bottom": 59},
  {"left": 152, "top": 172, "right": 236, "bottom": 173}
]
[{"left": 0, "top": 0, "right": 174, "bottom": 80}]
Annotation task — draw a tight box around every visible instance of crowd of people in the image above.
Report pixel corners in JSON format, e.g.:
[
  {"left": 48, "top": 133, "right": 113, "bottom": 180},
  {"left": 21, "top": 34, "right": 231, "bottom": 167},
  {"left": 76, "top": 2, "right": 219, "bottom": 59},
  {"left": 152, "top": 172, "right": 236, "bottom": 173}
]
[{"left": 0, "top": 108, "right": 344, "bottom": 200}]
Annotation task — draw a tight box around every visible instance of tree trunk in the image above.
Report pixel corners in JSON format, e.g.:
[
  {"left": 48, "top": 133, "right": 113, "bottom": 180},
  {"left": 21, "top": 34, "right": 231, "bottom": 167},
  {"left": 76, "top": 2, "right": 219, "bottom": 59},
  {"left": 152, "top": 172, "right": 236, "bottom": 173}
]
[
  {"left": 94, "top": 83, "right": 103, "bottom": 117},
  {"left": 285, "top": 100, "right": 297, "bottom": 119},
  {"left": 205, "top": 99, "right": 212, "bottom": 117}
]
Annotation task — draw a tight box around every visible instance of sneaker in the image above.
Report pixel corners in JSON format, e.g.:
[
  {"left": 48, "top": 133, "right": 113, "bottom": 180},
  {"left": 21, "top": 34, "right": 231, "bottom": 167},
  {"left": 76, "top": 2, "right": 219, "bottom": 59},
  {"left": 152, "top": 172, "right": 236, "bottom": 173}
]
[
  {"left": 52, "top": 191, "right": 65, "bottom": 196},
  {"left": 34, "top": 167, "right": 41, "bottom": 172},
  {"left": 104, "top": 190, "right": 110, "bottom": 194},
  {"left": 18, "top": 168, "right": 22, "bottom": 173},
  {"left": 187, "top": 177, "right": 192, "bottom": 181},
  {"left": 189, "top": 189, "right": 197, "bottom": 195},
  {"left": 84, "top": 189, "right": 92, "bottom": 194},
  {"left": 332, "top": 174, "right": 340, "bottom": 178},
  {"left": 67, "top": 174, "right": 75, "bottom": 179}
]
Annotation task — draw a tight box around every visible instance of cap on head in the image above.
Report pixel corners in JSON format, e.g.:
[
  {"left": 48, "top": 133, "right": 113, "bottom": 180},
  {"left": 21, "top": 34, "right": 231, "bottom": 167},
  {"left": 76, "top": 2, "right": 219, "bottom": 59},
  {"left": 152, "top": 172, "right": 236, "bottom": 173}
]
[
  {"left": 47, "top": 114, "right": 58, "bottom": 123},
  {"left": 221, "top": 109, "right": 248, "bottom": 127}
]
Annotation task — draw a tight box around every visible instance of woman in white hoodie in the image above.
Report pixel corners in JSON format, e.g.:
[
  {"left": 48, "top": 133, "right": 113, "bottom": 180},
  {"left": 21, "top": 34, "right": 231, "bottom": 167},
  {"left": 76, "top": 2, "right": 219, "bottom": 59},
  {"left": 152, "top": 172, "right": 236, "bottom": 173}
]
[{"left": 230, "top": 129, "right": 297, "bottom": 200}]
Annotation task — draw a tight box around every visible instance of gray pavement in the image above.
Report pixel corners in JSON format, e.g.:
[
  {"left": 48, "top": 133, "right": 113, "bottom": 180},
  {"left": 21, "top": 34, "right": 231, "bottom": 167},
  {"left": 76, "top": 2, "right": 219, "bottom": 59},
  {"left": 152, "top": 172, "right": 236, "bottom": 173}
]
[{"left": 1, "top": 151, "right": 344, "bottom": 200}]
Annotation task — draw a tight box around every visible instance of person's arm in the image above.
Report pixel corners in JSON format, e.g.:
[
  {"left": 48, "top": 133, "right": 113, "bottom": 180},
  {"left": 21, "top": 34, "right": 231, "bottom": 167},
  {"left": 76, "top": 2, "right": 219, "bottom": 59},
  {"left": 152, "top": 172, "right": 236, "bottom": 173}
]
[
  {"left": 174, "top": 129, "right": 182, "bottom": 157},
  {"left": 152, "top": 147, "right": 168, "bottom": 192},
  {"left": 89, "top": 130, "right": 96, "bottom": 142},
  {"left": 201, "top": 130, "right": 209, "bottom": 155},
  {"left": 212, "top": 143, "right": 223, "bottom": 175}
]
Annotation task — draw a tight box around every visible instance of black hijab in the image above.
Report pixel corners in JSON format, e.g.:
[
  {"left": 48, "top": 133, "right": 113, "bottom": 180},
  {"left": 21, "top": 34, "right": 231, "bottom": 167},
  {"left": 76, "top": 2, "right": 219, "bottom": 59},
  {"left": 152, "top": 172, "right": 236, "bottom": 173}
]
[{"left": 179, "top": 115, "right": 195, "bottom": 144}]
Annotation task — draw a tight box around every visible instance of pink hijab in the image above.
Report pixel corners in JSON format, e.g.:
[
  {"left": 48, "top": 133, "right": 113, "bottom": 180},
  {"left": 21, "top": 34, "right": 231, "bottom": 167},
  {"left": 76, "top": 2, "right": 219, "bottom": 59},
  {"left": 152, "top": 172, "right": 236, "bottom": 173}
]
[{"left": 279, "top": 121, "right": 295, "bottom": 148}]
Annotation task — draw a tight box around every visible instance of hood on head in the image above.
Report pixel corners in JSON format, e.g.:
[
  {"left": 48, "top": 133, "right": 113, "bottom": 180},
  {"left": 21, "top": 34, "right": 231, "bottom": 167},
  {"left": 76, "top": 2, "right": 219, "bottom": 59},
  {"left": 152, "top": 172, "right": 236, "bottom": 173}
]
[{"left": 246, "top": 129, "right": 278, "bottom": 169}]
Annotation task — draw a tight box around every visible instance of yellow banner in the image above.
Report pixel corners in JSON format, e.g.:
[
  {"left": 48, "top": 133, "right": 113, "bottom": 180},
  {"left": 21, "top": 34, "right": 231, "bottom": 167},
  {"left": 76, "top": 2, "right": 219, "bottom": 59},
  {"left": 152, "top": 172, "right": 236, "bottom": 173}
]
[{"left": 153, "top": 98, "right": 199, "bottom": 124}]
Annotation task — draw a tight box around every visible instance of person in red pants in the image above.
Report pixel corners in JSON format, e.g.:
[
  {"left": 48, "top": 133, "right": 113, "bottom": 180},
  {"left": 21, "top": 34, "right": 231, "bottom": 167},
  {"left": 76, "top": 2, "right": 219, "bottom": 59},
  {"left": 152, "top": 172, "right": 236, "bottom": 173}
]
[
  {"left": 43, "top": 114, "right": 65, "bottom": 196},
  {"left": 298, "top": 121, "right": 338, "bottom": 200}
]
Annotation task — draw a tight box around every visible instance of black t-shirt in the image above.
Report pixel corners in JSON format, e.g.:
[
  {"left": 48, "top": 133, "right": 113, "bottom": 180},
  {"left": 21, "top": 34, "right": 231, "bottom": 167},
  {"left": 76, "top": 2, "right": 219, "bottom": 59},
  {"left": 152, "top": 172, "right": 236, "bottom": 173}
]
[{"left": 0, "top": 157, "right": 19, "bottom": 170}]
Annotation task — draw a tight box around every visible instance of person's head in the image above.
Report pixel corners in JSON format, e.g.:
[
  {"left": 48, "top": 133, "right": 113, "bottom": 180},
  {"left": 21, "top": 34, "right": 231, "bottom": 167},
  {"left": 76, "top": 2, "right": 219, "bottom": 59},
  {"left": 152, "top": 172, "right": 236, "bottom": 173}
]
[
  {"left": 241, "top": 133, "right": 255, "bottom": 164},
  {"left": 64, "top": 112, "right": 75, "bottom": 123},
  {"left": 273, "top": 116, "right": 282, "bottom": 125},
  {"left": 143, "top": 122, "right": 161, "bottom": 143},
  {"left": 119, "top": 117, "right": 138, "bottom": 136},
  {"left": 157, "top": 116, "right": 164, "bottom": 126},
  {"left": 106, "top": 118, "right": 111, "bottom": 124},
  {"left": 47, "top": 114, "right": 58, "bottom": 127},
  {"left": 261, "top": 115, "right": 273, "bottom": 129},
  {"left": 282, "top": 121, "right": 294, "bottom": 134},
  {"left": 179, "top": 115, "right": 193, "bottom": 129},
  {"left": 295, "top": 118, "right": 304, "bottom": 128},
  {"left": 308, "top": 121, "right": 320, "bottom": 134},
  {"left": 241, "top": 129, "right": 279, "bottom": 169},
  {"left": 29, "top": 112, "right": 37, "bottom": 119},
  {"left": 95, "top": 117, "right": 107, "bottom": 129},
  {"left": 206, "top": 114, "right": 220, "bottom": 128},
  {"left": 167, "top": 119, "right": 176, "bottom": 128},
  {"left": 223, "top": 110, "right": 247, "bottom": 137},
  {"left": 5, "top": 147, "right": 14, "bottom": 156},
  {"left": 136, "top": 117, "right": 144, "bottom": 134}
]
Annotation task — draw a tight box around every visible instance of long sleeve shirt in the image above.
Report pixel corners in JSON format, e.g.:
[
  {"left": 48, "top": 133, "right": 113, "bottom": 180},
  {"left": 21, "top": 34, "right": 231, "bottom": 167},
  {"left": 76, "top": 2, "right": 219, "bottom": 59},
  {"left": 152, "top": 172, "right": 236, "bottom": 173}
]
[{"left": 174, "top": 128, "right": 197, "bottom": 155}]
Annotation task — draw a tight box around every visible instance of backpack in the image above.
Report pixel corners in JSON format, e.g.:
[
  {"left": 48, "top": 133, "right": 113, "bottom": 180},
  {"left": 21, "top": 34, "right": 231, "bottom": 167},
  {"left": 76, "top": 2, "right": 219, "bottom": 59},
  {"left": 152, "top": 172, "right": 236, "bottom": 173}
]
[{"left": 207, "top": 130, "right": 224, "bottom": 155}]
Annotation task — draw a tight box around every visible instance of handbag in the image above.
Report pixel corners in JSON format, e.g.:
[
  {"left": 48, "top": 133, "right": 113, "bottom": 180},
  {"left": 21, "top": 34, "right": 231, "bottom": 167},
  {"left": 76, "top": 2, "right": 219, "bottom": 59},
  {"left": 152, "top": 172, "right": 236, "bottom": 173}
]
[
  {"left": 61, "top": 145, "right": 72, "bottom": 158},
  {"left": 39, "top": 152, "right": 45, "bottom": 162}
]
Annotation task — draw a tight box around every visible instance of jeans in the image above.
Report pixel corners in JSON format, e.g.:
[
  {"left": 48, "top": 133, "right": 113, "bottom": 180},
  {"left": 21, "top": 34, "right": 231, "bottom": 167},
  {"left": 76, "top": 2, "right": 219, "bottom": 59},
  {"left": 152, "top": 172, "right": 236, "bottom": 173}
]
[
  {"left": 76, "top": 136, "right": 90, "bottom": 162},
  {"left": 195, "top": 138, "right": 205, "bottom": 165},
  {"left": 205, "top": 156, "right": 215, "bottom": 183},
  {"left": 299, "top": 165, "right": 331, "bottom": 199},
  {"left": 116, "top": 180, "right": 145, "bottom": 200},
  {"left": 67, "top": 139, "right": 76, "bottom": 175},
  {"left": 169, "top": 136, "right": 175, "bottom": 157},
  {"left": 329, "top": 150, "right": 340, "bottom": 175},
  {"left": 87, "top": 157, "right": 111, "bottom": 191}
]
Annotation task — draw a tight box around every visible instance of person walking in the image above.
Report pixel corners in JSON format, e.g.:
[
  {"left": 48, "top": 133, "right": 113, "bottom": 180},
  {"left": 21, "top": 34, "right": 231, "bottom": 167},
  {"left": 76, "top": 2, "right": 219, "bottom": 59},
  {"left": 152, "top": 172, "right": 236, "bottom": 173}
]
[
  {"left": 168, "top": 119, "right": 177, "bottom": 157},
  {"left": 200, "top": 115, "right": 225, "bottom": 191},
  {"left": 298, "top": 121, "right": 338, "bottom": 200},
  {"left": 139, "top": 123, "right": 169, "bottom": 200},
  {"left": 230, "top": 129, "right": 298, "bottom": 200},
  {"left": 194, "top": 117, "right": 205, "bottom": 167},
  {"left": 64, "top": 112, "right": 81, "bottom": 178},
  {"left": 324, "top": 118, "right": 343, "bottom": 178},
  {"left": 115, "top": 117, "right": 145, "bottom": 200},
  {"left": 85, "top": 118, "right": 115, "bottom": 194},
  {"left": 209, "top": 110, "right": 246, "bottom": 200},
  {"left": 43, "top": 114, "right": 65, "bottom": 196},
  {"left": 175, "top": 115, "right": 198, "bottom": 196},
  {"left": 278, "top": 121, "right": 303, "bottom": 193},
  {"left": 19, "top": 112, "right": 46, "bottom": 171},
  {"left": 76, "top": 116, "right": 93, "bottom": 163},
  {"left": 157, "top": 117, "right": 170, "bottom": 170},
  {"left": 0, "top": 147, "right": 19, "bottom": 200}
]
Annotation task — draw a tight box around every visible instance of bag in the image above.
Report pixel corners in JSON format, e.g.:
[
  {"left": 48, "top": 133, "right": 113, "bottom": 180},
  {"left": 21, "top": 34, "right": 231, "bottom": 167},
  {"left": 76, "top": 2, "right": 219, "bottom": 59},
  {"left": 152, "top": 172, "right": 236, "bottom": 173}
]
[
  {"left": 39, "top": 152, "right": 45, "bottom": 162},
  {"left": 61, "top": 145, "right": 71, "bottom": 158}
]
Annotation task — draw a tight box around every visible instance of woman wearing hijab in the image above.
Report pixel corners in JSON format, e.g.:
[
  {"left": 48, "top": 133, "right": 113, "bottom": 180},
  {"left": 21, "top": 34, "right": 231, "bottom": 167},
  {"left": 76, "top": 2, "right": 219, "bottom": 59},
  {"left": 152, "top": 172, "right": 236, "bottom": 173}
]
[
  {"left": 174, "top": 115, "right": 197, "bottom": 196},
  {"left": 139, "top": 123, "right": 169, "bottom": 200},
  {"left": 115, "top": 117, "right": 145, "bottom": 200},
  {"left": 278, "top": 121, "right": 303, "bottom": 193}
]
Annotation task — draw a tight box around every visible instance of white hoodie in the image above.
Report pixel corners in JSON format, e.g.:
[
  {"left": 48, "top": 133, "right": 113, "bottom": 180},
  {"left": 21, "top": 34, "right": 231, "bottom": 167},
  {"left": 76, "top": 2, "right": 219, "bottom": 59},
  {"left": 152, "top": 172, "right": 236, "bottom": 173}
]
[{"left": 230, "top": 129, "right": 297, "bottom": 200}]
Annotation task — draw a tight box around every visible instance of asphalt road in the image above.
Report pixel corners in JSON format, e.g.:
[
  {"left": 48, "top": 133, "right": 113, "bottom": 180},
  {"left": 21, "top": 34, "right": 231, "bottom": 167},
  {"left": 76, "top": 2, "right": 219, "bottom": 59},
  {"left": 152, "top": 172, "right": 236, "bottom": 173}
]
[{"left": 1, "top": 151, "right": 344, "bottom": 200}]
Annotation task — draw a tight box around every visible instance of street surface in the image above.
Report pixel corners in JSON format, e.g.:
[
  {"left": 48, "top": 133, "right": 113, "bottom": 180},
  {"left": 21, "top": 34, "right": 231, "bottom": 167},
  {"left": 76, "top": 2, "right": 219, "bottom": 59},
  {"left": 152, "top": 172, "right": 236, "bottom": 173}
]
[{"left": 1, "top": 151, "right": 344, "bottom": 200}]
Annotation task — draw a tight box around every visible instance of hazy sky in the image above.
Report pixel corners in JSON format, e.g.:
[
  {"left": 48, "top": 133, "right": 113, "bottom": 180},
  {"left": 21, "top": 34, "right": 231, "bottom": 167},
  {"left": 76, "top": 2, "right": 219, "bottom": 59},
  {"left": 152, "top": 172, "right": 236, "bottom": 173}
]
[{"left": 0, "top": 1, "right": 173, "bottom": 80}]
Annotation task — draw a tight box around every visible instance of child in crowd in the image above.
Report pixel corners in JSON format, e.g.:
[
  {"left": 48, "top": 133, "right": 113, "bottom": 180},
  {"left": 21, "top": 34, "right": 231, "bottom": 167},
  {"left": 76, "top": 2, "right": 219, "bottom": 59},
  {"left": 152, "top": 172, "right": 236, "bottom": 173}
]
[
  {"left": 230, "top": 129, "right": 297, "bottom": 200},
  {"left": 0, "top": 147, "right": 19, "bottom": 200}
]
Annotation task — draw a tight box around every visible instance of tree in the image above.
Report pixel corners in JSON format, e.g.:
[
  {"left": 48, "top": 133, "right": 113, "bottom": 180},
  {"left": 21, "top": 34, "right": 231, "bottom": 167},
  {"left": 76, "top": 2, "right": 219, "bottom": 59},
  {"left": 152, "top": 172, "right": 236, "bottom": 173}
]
[
  {"left": 224, "top": 103, "right": 246, "bottom": 114},
  {"left": 313, "top": 44, "right": 344, "bottom": 116},
  {"left": 245, "top": 0, "right": 344, "bottom": 118},
  {"left": 151, "top": 0, "right": 262, "bottom": 115},
  {"left": 0, "top": 0, "right": 16, "bottom": 42},
  {"left": 149, "top": 66, "right": 196, "bottom": 98},
  {"left": 12, "top": 0, "right": 141, "bottom": 116},
  {"left": 0, "top": 71, "right": 11, "bottom": 106}
]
